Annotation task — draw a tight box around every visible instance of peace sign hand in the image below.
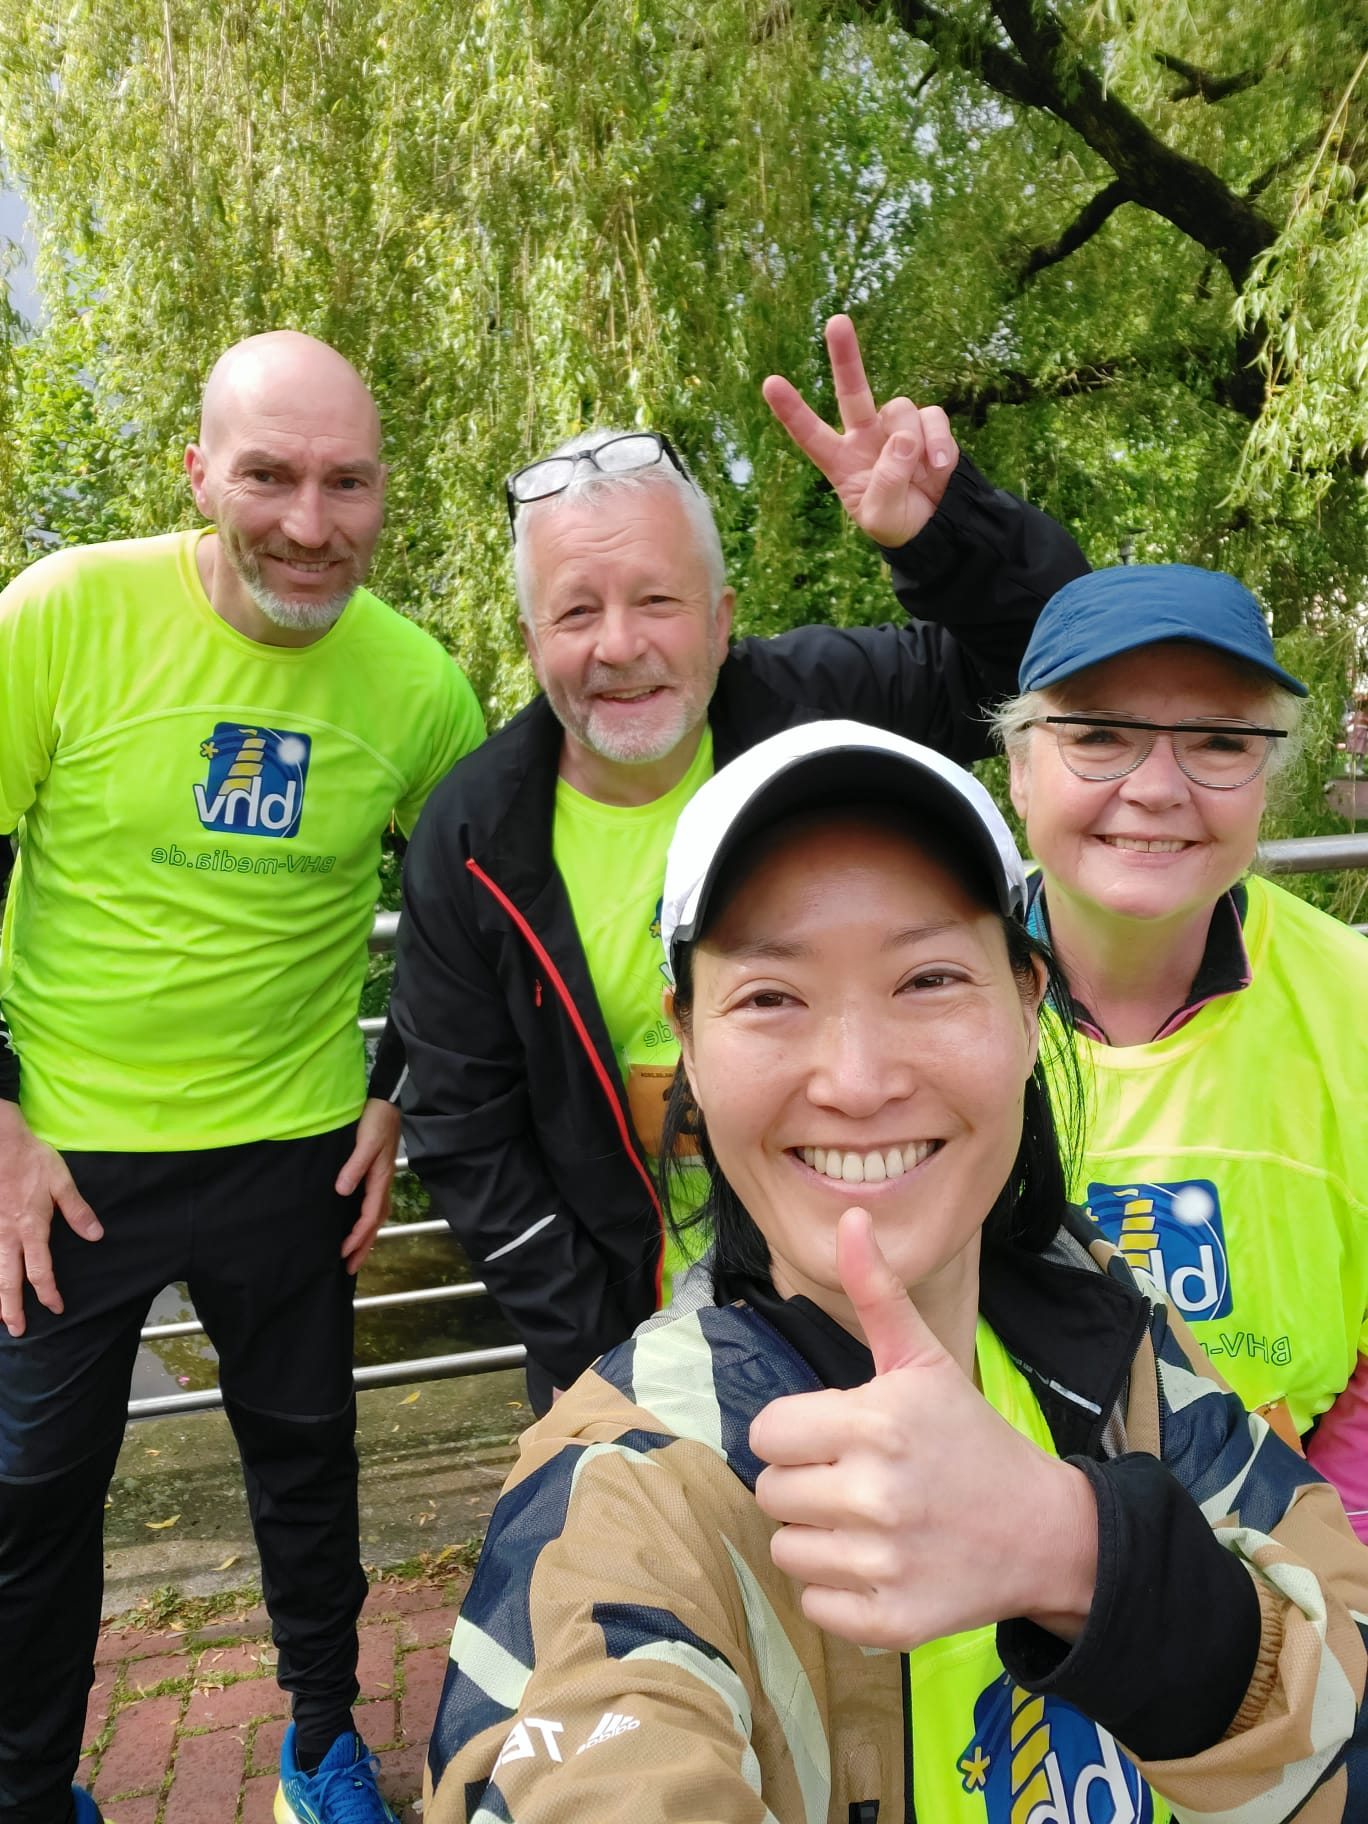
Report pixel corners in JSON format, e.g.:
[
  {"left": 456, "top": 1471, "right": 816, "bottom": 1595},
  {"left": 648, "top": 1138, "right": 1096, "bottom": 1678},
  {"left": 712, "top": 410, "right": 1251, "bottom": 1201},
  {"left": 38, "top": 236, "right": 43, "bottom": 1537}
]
[{"left": 762, "top": 315, "right": 959, "bottom": 549}]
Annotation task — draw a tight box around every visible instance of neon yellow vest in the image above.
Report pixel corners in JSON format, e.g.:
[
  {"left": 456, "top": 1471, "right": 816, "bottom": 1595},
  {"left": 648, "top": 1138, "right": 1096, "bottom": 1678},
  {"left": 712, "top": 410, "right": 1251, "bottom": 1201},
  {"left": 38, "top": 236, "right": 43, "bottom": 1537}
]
[
  {"left": 908, "top": 1321, "right": 1165, "bottom": 1822},
  {"left": 1050, "top": 876, "right": 1368, "bottom": 1433}
]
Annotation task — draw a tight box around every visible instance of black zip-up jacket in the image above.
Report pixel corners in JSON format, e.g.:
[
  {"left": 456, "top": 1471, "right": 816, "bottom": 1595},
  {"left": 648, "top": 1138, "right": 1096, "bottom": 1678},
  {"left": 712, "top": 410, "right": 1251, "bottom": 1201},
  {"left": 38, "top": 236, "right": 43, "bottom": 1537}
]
[{"left": 390, "top": 458, "right": 1088, "bottom": 1386}]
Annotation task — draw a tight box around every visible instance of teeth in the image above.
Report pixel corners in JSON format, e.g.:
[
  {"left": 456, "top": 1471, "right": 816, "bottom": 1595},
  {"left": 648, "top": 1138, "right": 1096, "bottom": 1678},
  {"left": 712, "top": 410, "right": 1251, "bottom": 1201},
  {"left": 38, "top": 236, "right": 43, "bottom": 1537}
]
[
  {"left": 1102, "top": 837, "right": 1190, "bottom": 853},
  {"left": 797, "top": 1142, "right": 936, "bottom": 1184}
]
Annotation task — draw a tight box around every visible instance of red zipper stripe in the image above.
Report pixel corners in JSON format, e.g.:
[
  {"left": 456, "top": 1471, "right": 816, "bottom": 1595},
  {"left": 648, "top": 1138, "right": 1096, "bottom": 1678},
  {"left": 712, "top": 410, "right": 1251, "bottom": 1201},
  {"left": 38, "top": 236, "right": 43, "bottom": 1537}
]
[{"left": 465, "top": 857, "right": 665, "bottom": 1305}]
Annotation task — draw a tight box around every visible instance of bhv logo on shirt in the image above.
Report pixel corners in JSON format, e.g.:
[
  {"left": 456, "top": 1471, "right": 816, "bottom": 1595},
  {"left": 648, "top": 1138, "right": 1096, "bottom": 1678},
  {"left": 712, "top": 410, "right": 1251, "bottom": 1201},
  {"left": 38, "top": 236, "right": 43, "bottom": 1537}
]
[
  {"left": 192, "top": 724, "right": 311, "bottom": 839},
  {"left": 1087, "top": 1178, "right": 1232, "bottom": 1320},
  {"left": 958, "top": 1678, "right": 1153, "bottom": 1822}
]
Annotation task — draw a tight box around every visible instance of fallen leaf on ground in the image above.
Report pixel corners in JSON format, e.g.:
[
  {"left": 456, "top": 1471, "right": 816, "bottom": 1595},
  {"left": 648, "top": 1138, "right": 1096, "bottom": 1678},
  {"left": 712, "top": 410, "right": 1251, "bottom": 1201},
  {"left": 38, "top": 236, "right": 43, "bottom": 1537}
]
[
  {"left": 216, "top": 1554, "right": 240, "bottom": 1571},
  {"left": 146, "top": 1515, "right": 181, "bottom": 1530},
  {"left": 400, "top": 1391, "right": 421, "bottom": 1405}
]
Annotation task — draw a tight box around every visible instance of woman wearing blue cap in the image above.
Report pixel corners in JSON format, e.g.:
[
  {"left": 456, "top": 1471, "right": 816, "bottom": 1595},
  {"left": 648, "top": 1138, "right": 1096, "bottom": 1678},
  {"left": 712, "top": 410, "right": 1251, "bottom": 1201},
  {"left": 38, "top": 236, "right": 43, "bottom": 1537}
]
[
  {"left": 899, "top": 473, "right": 1368, "bottom": 1529},
  {"left": 974, "top": 558, "right": 1368, "bottom": 1539}
]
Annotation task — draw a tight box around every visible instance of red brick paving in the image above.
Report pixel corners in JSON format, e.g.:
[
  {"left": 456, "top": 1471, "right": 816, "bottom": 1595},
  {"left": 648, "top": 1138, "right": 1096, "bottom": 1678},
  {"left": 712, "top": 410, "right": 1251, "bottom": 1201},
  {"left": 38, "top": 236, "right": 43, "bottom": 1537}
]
[
  {"left": 125, "top": 1655, "right": 187, "bottom": 1694},
  {"left": 397, "top": 1644, "right": 449, "bottom": 1742},
  {"left": 83, "top": 1576, "right": 462, "bottom": 1821},
  {"left": 94, "top": 1693, "right": 181, "bottom": 1802},
  {"left": 400, "top": 1603, "right": 457, "bottom": 1650},
  {"left": 101, "top": 1794, "right": 161, "bottom": 1824},
  {"left": 377, "top": 1740, "right": 429, "bottom": 1810},
  {"left": 83, "top": 1673, "right": 115, "bottom": 1753},
  {"left": 247, "top": 1716, "right": 289, "bottom": 1779},
  {"left": 198, "top": 1641, "right": 275, "bottom": 1680},
  {"left": 239, "top": 1772, "right": 280, "bottom": 1824},
  {"left": 355, "top": 1620, "right": 399, "bottom": 1694},
  {"left": 162, "top": 1729, "right": 246, "bottom": 1823},
  {"left": 183, "top": 1674, "right": 287, "bottom": 1732}
]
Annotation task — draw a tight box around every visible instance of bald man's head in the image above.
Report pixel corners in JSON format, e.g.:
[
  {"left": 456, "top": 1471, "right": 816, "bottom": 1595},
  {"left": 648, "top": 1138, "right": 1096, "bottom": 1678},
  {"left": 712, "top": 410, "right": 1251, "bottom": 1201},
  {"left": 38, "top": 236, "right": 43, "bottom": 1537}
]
[
  {"left": 198, "top": 331, "right": 382, "bottom": 454},
  {"left": 186, "top": 330, "right": 387, "bottom": 635}
]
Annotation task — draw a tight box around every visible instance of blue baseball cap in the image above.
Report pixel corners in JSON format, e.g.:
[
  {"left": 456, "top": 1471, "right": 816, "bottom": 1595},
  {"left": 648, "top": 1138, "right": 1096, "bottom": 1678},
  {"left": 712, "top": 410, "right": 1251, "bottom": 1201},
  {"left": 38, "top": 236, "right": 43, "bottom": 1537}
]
[{"left": 1019, "top": 564, "right": 1308, "bottom": 698}]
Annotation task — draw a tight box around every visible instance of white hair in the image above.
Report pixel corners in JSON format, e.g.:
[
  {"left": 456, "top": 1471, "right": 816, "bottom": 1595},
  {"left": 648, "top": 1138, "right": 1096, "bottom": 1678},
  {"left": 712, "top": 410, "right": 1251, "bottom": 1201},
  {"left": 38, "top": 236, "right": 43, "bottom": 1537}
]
[{"left": 511, "top": 428, "right": 727, "bottom": 629}]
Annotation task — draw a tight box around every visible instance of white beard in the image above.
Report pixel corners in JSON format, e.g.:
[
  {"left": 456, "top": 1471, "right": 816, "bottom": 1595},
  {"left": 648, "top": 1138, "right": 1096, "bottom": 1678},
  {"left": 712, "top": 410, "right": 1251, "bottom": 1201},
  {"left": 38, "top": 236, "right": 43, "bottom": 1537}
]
[{"left": 247, "top": 579, "right": 355, "bottom": 631}]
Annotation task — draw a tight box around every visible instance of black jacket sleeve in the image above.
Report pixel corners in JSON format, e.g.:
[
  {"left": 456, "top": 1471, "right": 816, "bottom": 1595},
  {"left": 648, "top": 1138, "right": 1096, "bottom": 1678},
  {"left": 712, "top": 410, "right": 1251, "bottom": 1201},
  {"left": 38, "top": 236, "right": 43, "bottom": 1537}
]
[
  {"left": 883, "top": 451, "right": 1090, "bottom": 665},
  {"left": 997, "top": 1451, "right": 1261, "bottom": 1760},
  {"left": 389, "top": 816, "right": 635, "bottom": 1389},
  {"left": 727, "top": 456, "right": 1091, "bottom": 768},
  {"left": 366, "top": 1014, "right": 406, "bottom": 1104}
]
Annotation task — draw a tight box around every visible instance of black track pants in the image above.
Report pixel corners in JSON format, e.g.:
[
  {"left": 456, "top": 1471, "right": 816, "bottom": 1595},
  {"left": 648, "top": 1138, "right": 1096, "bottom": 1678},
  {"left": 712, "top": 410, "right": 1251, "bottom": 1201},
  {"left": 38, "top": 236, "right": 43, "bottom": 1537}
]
[{"left": 0, "top": 1126, "right": 367, "bottom": 1822}]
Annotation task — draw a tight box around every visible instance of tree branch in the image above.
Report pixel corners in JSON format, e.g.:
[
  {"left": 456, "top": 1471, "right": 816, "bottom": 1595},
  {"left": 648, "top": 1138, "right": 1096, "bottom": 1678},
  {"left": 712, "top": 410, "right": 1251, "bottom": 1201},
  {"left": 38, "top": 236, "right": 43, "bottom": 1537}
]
[
  {"left": 987, "top": 0, "right": 1276, "bottom": 295},
  {"left": 1153, "top": 50, "right": 1268, "bottom": 104},
  {"left": 1019, "top": 180, "right": 1130, "bottom": 282},
  {"left": 853, "top": 0, "right": 1277, "bottom": 415},
  {"left": 910, "top": 57, "right": 938, "bottom": 102},
  {"left": 940, "top": 360, "right": 1125, "bottom": 426},
  {"left": 1244, "top": 131, "right": 1323, "bottom": 201}
]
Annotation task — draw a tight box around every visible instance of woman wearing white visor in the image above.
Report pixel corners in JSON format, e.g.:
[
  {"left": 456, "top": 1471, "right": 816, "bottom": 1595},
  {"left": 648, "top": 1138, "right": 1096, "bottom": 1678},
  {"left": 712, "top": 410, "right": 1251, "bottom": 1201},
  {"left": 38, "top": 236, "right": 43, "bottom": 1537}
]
[{"left": 423, "top": 721, "right": 1368, "bottom": 1824}]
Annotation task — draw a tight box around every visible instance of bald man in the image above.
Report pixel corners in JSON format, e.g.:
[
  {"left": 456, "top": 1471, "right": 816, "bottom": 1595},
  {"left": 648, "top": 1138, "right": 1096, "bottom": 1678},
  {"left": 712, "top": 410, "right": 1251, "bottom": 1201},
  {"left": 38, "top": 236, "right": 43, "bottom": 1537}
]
[{"left": 0, "top": 331, "right": 484, "bottom": 1824}]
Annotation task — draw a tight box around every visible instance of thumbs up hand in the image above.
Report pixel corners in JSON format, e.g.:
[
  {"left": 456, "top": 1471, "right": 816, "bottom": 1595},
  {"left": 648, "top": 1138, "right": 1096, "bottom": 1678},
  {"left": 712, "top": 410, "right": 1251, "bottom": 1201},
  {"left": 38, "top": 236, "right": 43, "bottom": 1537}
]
[{"left": 749, "top": 1208, "right": 1098, "bottom": 1653}]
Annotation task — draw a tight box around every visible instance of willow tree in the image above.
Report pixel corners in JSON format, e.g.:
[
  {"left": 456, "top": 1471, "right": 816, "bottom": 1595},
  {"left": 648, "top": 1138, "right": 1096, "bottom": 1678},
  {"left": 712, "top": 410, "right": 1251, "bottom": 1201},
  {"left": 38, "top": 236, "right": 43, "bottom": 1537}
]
[{"left": 0, "top": 0, "right": 1364, "bottom": 744}]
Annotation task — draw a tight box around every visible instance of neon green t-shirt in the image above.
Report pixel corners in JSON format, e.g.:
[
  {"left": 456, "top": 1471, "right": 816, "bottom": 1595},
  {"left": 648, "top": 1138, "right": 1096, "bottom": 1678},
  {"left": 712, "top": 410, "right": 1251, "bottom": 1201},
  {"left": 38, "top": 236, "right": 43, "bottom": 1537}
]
[
  {"left": 1050, "top": 875, "right": 1368, "bottom": 1434},
  {"left": 552, "top": 728, "right": 715, "bottom": 1291},
  {"left": 908, "top": 1320, "right": 1165, "bottom": 1823},
  {"left": 0, "top": 530, "right": 485, "bottom": 1149}
]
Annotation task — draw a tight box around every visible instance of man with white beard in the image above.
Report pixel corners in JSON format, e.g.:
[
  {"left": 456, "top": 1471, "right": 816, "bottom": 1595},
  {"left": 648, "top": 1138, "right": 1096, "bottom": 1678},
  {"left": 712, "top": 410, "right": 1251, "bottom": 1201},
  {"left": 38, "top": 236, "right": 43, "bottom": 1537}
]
[
  {"left": 0, "top": 330, "right": 484, "bottom": 1824},
  {"left": 390, "top": 315, "right": 1085, "bottom": 1416}
]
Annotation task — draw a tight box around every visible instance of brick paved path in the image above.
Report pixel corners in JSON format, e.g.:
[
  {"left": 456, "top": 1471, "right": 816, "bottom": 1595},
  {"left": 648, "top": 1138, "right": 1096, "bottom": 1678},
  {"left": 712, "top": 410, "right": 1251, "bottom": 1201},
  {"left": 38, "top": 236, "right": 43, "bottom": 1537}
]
[{"left": 81, "top": 1575, "right": 466, "bottom": 1822}]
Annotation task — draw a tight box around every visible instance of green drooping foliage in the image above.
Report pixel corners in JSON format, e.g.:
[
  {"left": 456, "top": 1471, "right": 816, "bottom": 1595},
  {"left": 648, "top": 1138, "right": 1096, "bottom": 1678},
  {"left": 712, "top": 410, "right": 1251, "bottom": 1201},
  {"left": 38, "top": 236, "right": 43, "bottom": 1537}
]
[{"left": 0, "top": 0, "right": 1364, "bottom": 884}]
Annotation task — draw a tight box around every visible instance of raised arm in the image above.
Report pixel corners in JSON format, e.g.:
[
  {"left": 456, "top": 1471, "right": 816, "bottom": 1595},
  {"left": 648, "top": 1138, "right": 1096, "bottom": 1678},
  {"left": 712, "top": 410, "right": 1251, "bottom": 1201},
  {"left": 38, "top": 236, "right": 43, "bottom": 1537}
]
[{"left": 760, "top": 315, "right": 1090, "bottom": 734}]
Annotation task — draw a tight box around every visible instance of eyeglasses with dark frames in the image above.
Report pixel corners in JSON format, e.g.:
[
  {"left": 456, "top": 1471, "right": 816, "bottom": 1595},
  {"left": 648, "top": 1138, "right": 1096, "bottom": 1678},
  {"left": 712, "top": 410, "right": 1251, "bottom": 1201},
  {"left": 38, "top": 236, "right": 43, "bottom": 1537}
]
[
  {"left": 1025, "top": 714, "right": 1289, "bottom": 789},
  {"left": 505, "top": 432, "right": 695, "bottom": 534}
]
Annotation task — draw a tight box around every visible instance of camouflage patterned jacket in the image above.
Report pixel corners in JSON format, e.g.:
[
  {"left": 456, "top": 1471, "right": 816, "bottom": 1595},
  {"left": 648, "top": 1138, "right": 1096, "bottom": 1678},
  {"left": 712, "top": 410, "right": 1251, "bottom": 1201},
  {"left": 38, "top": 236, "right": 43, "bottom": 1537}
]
[{"left": 425, "top": 1215, "right": 1368, "bottom": 1822}]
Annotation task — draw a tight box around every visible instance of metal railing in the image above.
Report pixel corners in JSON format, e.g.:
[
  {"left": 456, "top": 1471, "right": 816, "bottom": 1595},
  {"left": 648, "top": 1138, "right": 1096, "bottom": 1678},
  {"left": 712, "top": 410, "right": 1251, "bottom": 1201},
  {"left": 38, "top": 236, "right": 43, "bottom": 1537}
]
[
  {"left": 130, "top": 828, "right": 1368, "bottom": 1419},
  {"left": 1258, "top": 832, "right": 1368, "bottom": 875}
]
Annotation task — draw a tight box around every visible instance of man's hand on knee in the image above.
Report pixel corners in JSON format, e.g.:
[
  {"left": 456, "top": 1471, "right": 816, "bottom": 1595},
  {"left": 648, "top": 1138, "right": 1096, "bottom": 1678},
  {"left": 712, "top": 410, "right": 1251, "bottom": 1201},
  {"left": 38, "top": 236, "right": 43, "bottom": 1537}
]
[
  {"left": 0, "top": 1101, "right": 103, "bottom": 1336},
  {"left": 336, "top": 1097, "right": 402, "bottom": 1275}
]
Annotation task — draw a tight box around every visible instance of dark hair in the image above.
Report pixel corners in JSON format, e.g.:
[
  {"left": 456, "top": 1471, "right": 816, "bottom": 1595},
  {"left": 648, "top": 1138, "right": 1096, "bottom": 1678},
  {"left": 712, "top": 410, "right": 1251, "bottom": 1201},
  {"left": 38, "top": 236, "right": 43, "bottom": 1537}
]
[{"left": 659, "top": 809, "right": 1085, "bottom": 1288}]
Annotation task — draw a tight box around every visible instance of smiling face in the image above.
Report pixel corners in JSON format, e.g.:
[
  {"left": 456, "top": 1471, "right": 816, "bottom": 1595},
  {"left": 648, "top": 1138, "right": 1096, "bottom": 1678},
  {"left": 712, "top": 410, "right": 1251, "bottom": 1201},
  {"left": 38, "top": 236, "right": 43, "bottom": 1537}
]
[
  {"left": 676, "top": 815, "right": 1043, "bottom": 1332},
  {"left": 519, "top": 483, "right": 734, "bottom": 774},
  {"left": 1009, "top": 644, "right": 1272, "bottom": 929},
  {"left": 186, "top": 333, "right": 386, "bottom": 634}
]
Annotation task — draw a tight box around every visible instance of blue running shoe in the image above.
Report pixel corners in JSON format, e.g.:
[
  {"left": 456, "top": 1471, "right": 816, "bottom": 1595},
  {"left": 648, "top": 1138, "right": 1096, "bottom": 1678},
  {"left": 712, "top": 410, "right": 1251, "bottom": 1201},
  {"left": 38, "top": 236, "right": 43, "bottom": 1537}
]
[
  {"left": 275, "top": 1724, "right": 398, "bottom": 1823},
  {"left": 72, "top": 1789, "right": 104, "bottom": 1823}
]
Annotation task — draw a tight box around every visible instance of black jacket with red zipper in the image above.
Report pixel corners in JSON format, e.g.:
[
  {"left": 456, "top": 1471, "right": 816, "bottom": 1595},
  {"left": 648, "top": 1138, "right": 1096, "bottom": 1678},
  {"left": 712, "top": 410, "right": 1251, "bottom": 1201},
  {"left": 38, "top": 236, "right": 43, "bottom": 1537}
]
[{"left": 389, "top": 456, "right": 1089, "bottom": 1389}]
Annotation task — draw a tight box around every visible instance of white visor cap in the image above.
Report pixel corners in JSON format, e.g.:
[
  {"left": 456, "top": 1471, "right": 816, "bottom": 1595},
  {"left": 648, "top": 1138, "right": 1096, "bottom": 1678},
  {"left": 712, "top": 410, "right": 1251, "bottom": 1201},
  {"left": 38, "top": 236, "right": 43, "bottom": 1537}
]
[{"left": 660, "top": 719, "right": 1028, "bottom": 983}]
